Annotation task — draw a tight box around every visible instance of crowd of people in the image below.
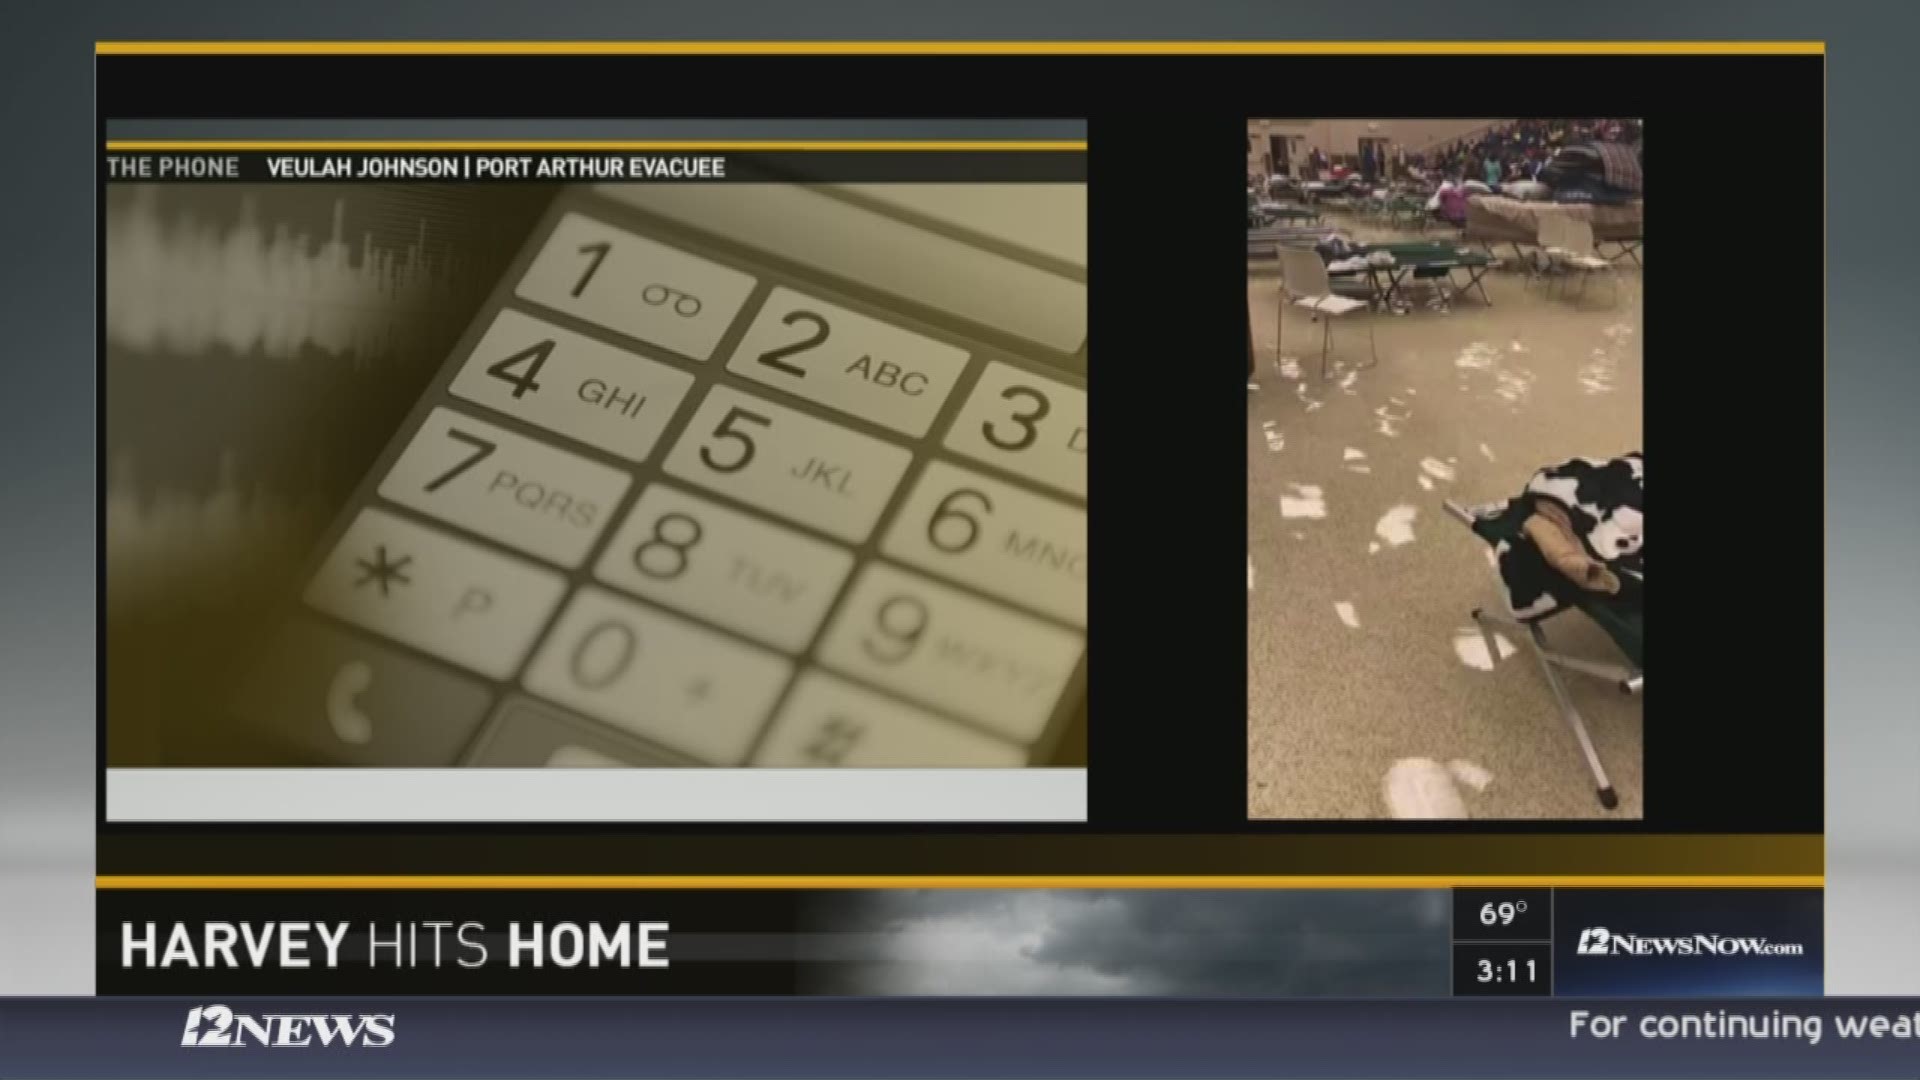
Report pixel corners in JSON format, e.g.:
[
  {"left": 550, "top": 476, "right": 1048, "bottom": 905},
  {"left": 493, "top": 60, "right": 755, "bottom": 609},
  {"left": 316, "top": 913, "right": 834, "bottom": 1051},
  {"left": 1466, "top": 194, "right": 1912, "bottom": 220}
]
[
  {"left": 1250, "top": 119, "right": 1645, "bottom": 230},
  {"left": 1409, "top": 118, "right": 1642, "bottom": 186},
  {"left": 1265, "top": 119, "right": 1644, "bottom": 188}
]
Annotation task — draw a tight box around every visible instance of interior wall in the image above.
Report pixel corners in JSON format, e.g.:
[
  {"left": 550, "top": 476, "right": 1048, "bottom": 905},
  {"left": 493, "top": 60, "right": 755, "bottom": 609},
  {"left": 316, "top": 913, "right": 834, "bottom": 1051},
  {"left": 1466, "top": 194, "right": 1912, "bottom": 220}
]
[{"left": 1249, "top": 118, "right": 1509, "bottom": 161}]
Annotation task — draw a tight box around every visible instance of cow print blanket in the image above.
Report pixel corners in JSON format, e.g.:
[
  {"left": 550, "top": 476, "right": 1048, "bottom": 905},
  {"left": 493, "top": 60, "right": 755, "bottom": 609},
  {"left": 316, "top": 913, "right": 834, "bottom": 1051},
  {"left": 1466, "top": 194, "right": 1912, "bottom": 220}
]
[{"left": 1486, "top": 454, "right": 1644, "bottom": 621}]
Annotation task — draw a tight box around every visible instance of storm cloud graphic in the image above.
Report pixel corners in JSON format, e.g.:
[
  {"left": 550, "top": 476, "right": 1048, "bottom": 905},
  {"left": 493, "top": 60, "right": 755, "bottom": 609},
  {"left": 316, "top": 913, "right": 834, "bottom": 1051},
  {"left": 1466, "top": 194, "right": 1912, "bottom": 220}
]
[{"left": 808, "top": 890, "right": 1450, "bottom": 997}]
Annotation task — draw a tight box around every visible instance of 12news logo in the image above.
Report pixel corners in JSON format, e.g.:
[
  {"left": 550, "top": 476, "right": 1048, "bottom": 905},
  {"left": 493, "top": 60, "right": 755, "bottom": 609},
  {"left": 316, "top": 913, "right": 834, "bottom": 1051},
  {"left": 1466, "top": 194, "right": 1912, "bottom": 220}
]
[
  {"left": 1575, "top": 927, "right": 1806, "bottom": 958},
  {"left": 180, "top": 1004, "right": 396, "bottom": 1048}
]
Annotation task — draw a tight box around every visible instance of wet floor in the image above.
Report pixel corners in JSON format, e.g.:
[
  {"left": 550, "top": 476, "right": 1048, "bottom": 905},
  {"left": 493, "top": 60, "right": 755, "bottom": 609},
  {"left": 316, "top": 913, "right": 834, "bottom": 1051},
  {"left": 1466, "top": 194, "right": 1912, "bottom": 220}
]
[{"left": 1247, "top": 217, "right": 1644, "bottom": 820}]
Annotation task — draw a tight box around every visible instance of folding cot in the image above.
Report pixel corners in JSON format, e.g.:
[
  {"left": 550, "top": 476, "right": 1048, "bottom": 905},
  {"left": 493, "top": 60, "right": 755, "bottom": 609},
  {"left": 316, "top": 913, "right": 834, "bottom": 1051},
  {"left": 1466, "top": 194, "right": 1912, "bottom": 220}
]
[{"left": 1443, "top": 454, "right": 1644, "bottom": 809}]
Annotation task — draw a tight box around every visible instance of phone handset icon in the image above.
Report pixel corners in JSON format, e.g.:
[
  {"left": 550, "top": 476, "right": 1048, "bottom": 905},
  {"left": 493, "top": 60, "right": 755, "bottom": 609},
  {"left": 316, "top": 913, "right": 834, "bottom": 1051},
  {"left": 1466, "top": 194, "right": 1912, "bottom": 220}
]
[{"left": 325, "top": 660, "right": 376, "bottom": 745}]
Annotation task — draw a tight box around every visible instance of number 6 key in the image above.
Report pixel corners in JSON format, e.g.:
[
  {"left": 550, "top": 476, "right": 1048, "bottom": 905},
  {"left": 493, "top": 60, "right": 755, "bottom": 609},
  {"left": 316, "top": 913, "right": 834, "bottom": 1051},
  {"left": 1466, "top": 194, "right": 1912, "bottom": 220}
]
[{"left": 881, "top": 460, "right": 1086, "bottom": 627}]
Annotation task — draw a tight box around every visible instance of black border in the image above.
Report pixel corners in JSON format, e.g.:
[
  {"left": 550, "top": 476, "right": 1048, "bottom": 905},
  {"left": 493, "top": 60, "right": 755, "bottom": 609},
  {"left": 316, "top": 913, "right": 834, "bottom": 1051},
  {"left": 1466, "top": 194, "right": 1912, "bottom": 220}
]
[{"left": 97, "top": 50, "right": 1826, "bottom": 875}]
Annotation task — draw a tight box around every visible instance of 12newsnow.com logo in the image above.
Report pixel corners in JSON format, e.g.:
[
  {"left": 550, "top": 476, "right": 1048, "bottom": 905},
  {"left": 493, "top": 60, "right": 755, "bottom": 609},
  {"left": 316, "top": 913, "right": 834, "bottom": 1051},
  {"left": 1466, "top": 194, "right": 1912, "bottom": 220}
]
[
  {"left": 181, "top": 1005, "right": 396, "bottom": 1048},
  {"left": 1576, "top": 927, "right": 1807, "bottom": 958}
]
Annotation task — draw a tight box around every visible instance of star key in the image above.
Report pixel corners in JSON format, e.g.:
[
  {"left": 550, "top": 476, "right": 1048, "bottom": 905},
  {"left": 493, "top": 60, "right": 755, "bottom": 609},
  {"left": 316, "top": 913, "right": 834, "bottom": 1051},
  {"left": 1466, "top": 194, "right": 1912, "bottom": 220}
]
[{"left": 353, "top": 544, "right": 414, "bottom": 598}]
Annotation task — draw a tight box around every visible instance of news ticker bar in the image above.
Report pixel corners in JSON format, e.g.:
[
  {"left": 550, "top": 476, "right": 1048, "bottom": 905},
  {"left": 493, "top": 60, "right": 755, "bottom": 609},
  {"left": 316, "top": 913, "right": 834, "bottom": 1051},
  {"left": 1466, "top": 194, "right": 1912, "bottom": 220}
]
[
  {"left": 11, "top": 997, "right": 1919, "bottom": 1079},
  {"left": 100, "top": 147, "right": 1086, "bottom": 183},
  {"left": 96, "top": 886, "right": 1823, "bottom": 998}
]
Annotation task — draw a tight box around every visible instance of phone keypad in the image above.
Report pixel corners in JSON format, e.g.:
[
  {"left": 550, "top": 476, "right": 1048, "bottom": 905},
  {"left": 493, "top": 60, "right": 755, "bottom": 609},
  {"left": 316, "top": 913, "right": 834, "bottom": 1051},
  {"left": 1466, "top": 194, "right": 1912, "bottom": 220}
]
[
  {"left": 522, "top": 586, "right": 793, "bottom": 765},
  {"left": 304, "top": 507, "right": 567, "bottom": 680},
  {"left": 662, "top": 384, "right": 915, "bottom": 543},
  {"left": 594, "top": 482, "right": 855, "bottom": 653},
  {"left": 754, "top": 671, "right": 1025, "bottom": 767},
  {"left": 944, "top": 361, "right": 1088, "bottom": 499},
  {"left": 278, "top": 194, "right": 1086, "bottom": 774},
  {"left": 882, "top": 459, "right": 1087, "bottom": 626},
  {"left": 815, "top": 562, "right": 1082, "bottom": 743},
  {"left": 450, "top": 309, "right": 696, "bottom": 463},
  {"left": 466, "top": 696, "right": 697, "bottom": 767},
  {"left": 232, "top": 618, "right": 496, "bottom": 766},
  {"left": 726, "top": 286, "right": 971, "bottom": 435},
  {"left": 378, "top": 408, "right": 632, "bottom": 568},
  {"left": 515, "top": 212, "right": 757, "bottom": 360},
  {"left": 546, "top": 746, "right": 631, "bottom": 767}
]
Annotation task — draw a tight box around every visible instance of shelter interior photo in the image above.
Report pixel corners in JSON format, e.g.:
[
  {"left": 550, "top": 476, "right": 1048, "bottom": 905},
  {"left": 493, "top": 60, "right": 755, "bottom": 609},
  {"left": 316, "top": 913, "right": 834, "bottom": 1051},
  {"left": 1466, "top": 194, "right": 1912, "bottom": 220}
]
[{"left": 1246, "top": 118, "right": 1644, "bottom": 821}]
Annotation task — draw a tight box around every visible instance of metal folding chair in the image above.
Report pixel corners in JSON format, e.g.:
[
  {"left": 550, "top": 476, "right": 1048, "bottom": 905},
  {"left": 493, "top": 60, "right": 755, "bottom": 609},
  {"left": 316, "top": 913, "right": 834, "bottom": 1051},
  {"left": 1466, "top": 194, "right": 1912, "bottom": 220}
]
[{"left": 1277, "top": 246, "right": 1377, "bottom": 379}]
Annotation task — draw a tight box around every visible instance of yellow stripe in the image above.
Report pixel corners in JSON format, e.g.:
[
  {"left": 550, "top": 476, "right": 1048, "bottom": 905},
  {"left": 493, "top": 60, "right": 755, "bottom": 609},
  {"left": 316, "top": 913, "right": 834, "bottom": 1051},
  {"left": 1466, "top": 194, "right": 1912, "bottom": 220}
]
[
  {"left": 94, "top": 41, "right": 1826, "bottom": 56},
  {"left": 97, "top": 875, "right": 1824, "bottom": 889},
  {"left": 103, "top": 140, "right": 1083, "bottom": 152}
]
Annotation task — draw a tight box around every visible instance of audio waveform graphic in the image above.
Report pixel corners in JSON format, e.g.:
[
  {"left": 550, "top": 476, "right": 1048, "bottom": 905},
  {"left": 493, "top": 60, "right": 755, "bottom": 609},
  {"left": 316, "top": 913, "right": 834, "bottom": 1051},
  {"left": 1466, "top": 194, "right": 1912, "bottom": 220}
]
[
  {"left": 105, "top": 186, "right": 494, "bottom": 365},
  {"left": 106, "top": 451, "right": 326, "bottom": 614}
]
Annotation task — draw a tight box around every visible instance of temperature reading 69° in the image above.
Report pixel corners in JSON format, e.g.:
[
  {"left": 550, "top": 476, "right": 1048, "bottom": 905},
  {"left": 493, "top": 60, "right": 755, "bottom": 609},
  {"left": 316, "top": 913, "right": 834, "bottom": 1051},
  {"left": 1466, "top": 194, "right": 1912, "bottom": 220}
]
[
  {"left": 1480, "top": 900, "right": 1528, "bottom": 927},
  {"left": 1453, "top": 888, "right": 1550, "bottom": 940}
]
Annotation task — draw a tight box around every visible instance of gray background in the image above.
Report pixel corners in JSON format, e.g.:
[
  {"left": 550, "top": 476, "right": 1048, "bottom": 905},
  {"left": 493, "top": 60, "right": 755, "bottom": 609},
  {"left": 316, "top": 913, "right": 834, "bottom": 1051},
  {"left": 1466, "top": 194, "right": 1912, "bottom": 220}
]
[{"left": 3, "top": 2, "right": 1905, "bottom": 996}]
